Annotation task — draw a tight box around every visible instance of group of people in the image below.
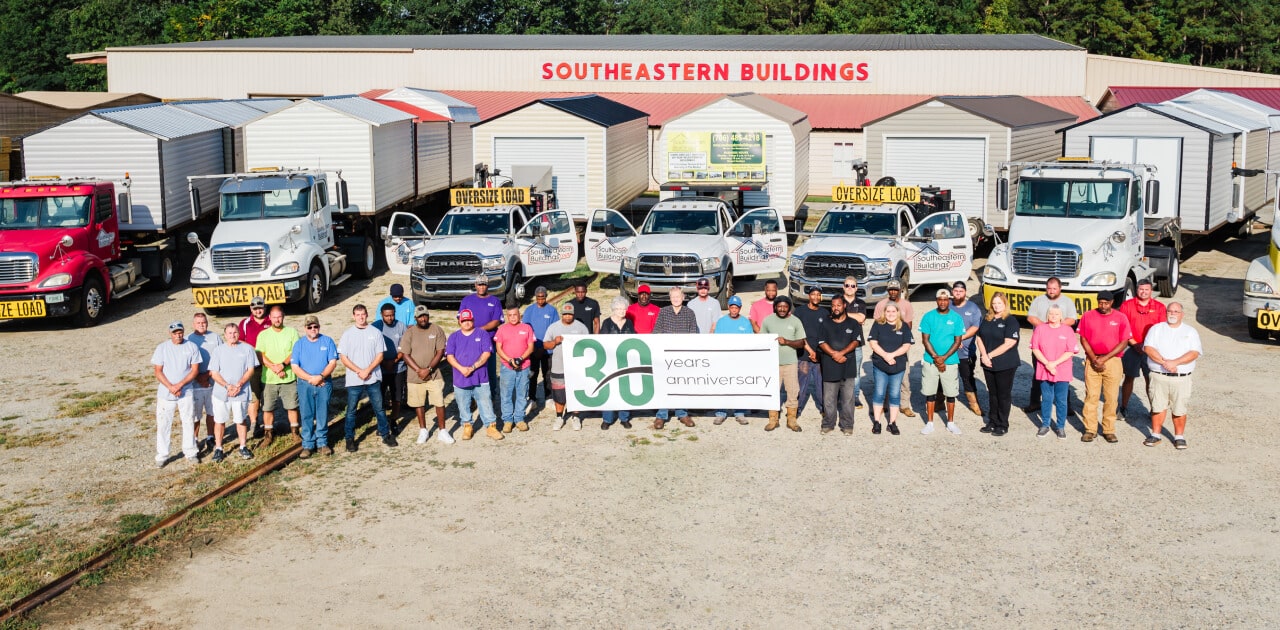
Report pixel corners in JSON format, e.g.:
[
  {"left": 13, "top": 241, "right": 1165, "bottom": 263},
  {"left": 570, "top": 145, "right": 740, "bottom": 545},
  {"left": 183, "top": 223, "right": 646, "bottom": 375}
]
[{"left": 151, "top": 273, "right": 1203, "bottom": 467}]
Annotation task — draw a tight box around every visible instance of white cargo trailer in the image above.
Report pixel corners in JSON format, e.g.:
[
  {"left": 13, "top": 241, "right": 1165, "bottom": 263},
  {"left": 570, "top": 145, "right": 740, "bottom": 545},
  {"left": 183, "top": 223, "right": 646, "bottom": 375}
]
[{"left": 374, "top": 87, "right": 479, "bottom": 188}]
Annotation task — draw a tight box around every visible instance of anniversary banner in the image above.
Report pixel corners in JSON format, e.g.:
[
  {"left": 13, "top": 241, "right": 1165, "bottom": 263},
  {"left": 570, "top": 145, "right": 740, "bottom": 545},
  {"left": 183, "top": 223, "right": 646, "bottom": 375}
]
[{"left": 562, "top": 334, "right": 781, "bottom": 412}]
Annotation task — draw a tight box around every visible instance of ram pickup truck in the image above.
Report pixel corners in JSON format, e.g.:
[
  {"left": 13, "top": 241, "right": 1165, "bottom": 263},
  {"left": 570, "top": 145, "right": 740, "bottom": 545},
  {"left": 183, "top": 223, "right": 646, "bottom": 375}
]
[{"left": 583, "top": 197, "right": 787, "bottom": 308}]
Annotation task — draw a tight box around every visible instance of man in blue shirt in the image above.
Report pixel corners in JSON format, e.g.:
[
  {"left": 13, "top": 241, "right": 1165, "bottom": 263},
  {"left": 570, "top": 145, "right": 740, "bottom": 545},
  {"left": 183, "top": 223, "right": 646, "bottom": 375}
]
[
  {"left": 522, "top": 285, "right": 558, "bottom": 406},
  {"left": 949, "top": 281, "right": 985, "bottom": 417},
  {"left": 376, "top": 283, "right": 416, "bottom": 328},
  {"left": 712, "top": 295, "right": 756, "bottom": 425},
  {"left": 291, "top": 315, "right": 339, "bottom": 457},
  {"left": 919, "top": 289, "right": 965, "bottom": 435}
]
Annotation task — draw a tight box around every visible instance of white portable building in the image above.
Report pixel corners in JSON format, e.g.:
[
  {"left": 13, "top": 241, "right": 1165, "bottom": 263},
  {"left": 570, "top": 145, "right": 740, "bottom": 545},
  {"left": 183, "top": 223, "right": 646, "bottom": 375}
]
[
  {"left": 1061, "top": 103, "right": 1239, "bottom": 234},
  {"left": 657, "top": 93, "right": 810, "bottom": 225},
  {"left": 243, "top": 96, "right": 416, "bottom": 214},
  {"left": 376, "top": 87, "right": 479, "bottom": 189},
  {"left": 22, "top": 103, "right": 227, "bottom": 232},
  {"left": 170, "top": 99, "right": 291, "bottom": 172},
  {"left": 1163, "top": 89, "right": 1280, "bottom": 222},
  {"left": 472, "top": 94, "right": 649, "bottom": 219}
]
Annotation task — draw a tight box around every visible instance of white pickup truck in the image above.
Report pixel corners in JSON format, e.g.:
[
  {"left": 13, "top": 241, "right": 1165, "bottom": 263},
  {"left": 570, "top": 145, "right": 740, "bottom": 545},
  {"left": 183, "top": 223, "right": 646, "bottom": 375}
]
[
  {"left": 787, "top": 202, "right": 974, "bottom": 306},
  {"left": 401, "top": 204, "right": 577, "bottom": 305},
  {"left": 583, "top": 197, "right": 788, "bottom": 308}
]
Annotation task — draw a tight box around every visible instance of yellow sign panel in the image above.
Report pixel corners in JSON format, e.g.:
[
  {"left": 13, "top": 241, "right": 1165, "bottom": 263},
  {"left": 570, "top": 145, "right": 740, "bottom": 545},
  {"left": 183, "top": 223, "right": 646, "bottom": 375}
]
[
  {"left": 450, "top": 187, "right": 531, "bottom": 207},
  {"left": 193, "top": 284, "right": 287, "bottom": 308},
  {"left": 1259, "top": 309, "right": 1280, "bottom": 332},
  {"left": 832, "top": 185, "right": 921, "bottom": 204},
  {"left": 983, "top": 284, "right": 1096, "bottom": 318},
  {"left": 0, "top": 299, "right": 46, "bottom": 318}
]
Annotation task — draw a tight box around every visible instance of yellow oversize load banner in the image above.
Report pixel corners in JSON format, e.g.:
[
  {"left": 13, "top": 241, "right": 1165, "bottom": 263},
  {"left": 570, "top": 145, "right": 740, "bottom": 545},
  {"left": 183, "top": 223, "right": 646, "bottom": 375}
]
[
  {"left": 193, "top": 284, "right": 287, "bottom": 308},
  {"left": 832, "top": 185, "right": 920, "bottom": 204},
  {"left": 450, "top": 187, "right": 530, "bottom": 207},
  {"left": 563, "top": 333, "right": 780, "bottom": 412},
  {"left": 666, "top": 131, "right": 767, "bottom": 182},
  {"left": 0, "top": 299, "right": 46, "bottom": 318}
]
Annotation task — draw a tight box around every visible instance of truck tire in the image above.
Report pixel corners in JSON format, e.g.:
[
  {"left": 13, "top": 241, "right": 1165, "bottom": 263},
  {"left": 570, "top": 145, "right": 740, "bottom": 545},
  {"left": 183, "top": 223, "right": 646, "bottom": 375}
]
[
  {"left": 504, "top": 265, "right": 524, "bottom": 307},
  {"left": 1247, "top": 317, "right": 1269, "bottom": 340},
  {"left": 148, "top": 250, "right": 177, "bottom": 291},
  {"left": 75, "top": 276, "right": 107, "bottom": 328},
  {"left": 897, "top": 269, "right": 911, "bottom": 297},
  {"left": 303, "top": 263, "right": 325, "bottom": 313},
  {"left": 1156, "top": 255, "right": 1179, "bottom": 298},
  {"left": 717, "top": 270, "right": 735, "bottom": 310},
  {"left": 1120, "top": 275, "right": 1137, "bottom": 306},
  {"left": 356, "top": 237, "right": 376, "bottom": 279}
]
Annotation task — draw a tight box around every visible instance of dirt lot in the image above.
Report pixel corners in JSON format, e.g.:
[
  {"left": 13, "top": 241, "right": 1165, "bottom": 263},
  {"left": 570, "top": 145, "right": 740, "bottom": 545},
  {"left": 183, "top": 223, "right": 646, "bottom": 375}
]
[{"left": 6, "top": 212, "right": 1280, "bottom": 627}]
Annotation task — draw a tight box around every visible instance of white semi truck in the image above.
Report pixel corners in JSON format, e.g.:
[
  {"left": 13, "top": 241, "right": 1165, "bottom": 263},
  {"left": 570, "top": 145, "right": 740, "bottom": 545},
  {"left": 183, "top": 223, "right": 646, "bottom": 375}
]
[{"left": 1242, "top": 169, "right": 1280, "bottom": 340}]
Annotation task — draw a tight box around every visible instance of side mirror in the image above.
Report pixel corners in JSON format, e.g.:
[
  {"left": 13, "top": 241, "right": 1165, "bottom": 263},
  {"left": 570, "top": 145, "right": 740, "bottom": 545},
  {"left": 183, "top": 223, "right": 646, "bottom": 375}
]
[
  {"left": 380, "top": 225, "right": 389, "bottom": 238},
  {"left": 190, "top": 188, "right": 201, "bottom": 216},
  {"left": 60, "top": 235, "right": 73, "bottom": 248},
  {"left": 291, "top": 224, "right": 302, "bottom": 235},
  {"left": 921, "top": 227, "right": 933, "bottom": 239},
  {"left": 741, "top": 223, "right": 754, "bottom": 239},
  {"left": 996, "top": 177, "right": 1009, "bottom": 211},
  {"left": 529, "top": 222, "right": 542, "bottom": 237},
  {"left": 604, "top": 224, "right": 616, "bottom": 238},
  {"left": 338, "top": 181, "right": 349, "bottom": 209},
  {"left": 186, "top": 232, "right": 200, "bottom": 244},
  {"left": 1145, "top": 180, "right": 1160, "bottom": 215}
]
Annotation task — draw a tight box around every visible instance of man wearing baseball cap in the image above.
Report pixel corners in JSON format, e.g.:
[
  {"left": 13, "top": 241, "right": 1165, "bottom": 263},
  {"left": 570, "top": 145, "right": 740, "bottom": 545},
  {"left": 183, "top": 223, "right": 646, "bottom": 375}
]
[
  {"left": 151, "top": 321, "right": 201, "bottom": 467},
  {"left": 918, "top": 288, "right": 964, "bottom": 435},
  {"left": 1077, "top": 290, "right": 1133, "bottom": 443},
  {"left": 792, "top": 285, "right": 827, "bottom": 420},
  {"left": 446, "top": 309, "right": 501, "bottom": 440},
  {"left": 401, "top": 305, "right": 450, "bottom": 444},
  {"left": 949, "top": 280, "right": 985, "bottom": 418},
  {"left": 712, "top": 295, "right": 756, "bottom": 424},
  {"left": 237, "top": 295, "right": 270, "bottom": 436},
  {"left": 522, "top": 286, "right": 558, "bottom": 406},
  {"left": 873, "top": 279, "right": 917, "bottom": 417},
  {"left": 291, "top": 315, "right": 338, "bottom": 457},
  {"left": 626, "top": 284, "right": 660, "bottom": 334},
  {"left": 377, "top": 283, "right": 415, "bottom": 329},
  {"left": 688, "top": 277, "right": 721, "bottom": 334},
  {"left": 542, "top": 302, "right": 590, "bottom": 430}
]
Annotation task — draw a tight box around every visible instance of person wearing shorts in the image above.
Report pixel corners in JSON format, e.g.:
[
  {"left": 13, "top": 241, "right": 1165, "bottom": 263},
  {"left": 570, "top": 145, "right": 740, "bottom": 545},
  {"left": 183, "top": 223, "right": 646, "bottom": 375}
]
[
  {"left": 1142, "top": 303, "right": 1202, "bottom": 450},
  {"left": 401, "top": 305, "right": 449, "bottom": 445},
  {"left": 542, "top": 302, "right": 589, "bottom": 430},
  {"left": 292, "top": 315, "right": 338, "bottom": 458},
  {"left": 238, "top": 296, "right": 270, "bottom": 435},
  {"left": 1118, "top": 278, "right": 1166, "bottom": 417},
  {"left": 151, "top": 321, "right": 201, "bottom": 468},
  {"left": 208, "top": 323, "right": 258, "bottom": 461},
  {"left": 255, "top": 305, "right": 300, "bottom": 445},
  {"left": 918, "top": 289, "right": 964, "bottom": 435},
  {"left": 186, "top": 312, "right": 221, "bottom": 452}
]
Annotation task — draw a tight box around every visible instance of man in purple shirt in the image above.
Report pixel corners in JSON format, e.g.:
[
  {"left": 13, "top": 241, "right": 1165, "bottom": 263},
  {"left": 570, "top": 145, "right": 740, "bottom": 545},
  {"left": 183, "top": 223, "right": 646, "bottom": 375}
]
[
  {"left": 446, "top": 309, "right": 500, "bottom": 441},
  {"left": 459, "top": 275, "right": 503, "bottom": 333}
]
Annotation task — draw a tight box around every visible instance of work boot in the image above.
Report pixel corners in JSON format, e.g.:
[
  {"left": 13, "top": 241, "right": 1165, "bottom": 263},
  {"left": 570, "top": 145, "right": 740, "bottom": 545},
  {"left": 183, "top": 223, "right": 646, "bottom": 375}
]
[
  {"left": 900, "top": 407, "right": 916, "bottom": 418},
  {"left": 765, "top": 411, "right": 780, "bottom": 432},
  {"left": 461, "top": 423, "right": 474, "bottom": 441},
  {"left": 786, "top": 407, "right": 801, "bottom": 432},
  {"left": 486, "top": 425, "right": 504, "bottom": 441},
  {"left": 290, "top": 425, "right": 301, "bottom": 443},
  {"left": 966, "top": 393, "right": 982, "bottom": 416},
  {"left": 261, "top": 428, "right": 274, "bottom": 447}
]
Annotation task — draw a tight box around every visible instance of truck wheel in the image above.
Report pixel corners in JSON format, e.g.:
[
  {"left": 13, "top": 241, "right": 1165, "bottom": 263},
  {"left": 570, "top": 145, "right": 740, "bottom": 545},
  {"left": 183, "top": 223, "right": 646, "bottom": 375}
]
[
  {"left": 967, "top": 218, "right": 984, "bottom": 249},
  {"left": 718, "top": 271, "right": 735, "bottom": 310},
  {"left": 504, "top": 266, "right": 524, "bottom": 307},
  {"left": 148, "top": 251, "right": 177, "bottom": 291},
  {"left": 897, "top": 270, "right": 911, "bottom": 297},
  {"left": 304, "top": 263, "right": 325, "bottom": 313},
  {"left": 1156, "top": 255, "right": 1179, "bottom": 298},
  {"left": 356, "top": 237, "right": 376, "bottom": 279},
  {"left": 1118, "top": 275, "right": 1137, "bottom": 306},
  {"left": 75, "top": 277, "right": 107, "bottom": 328},
  {"left": 1247, "top": 317, "right": 1268, "bottom": 340}
]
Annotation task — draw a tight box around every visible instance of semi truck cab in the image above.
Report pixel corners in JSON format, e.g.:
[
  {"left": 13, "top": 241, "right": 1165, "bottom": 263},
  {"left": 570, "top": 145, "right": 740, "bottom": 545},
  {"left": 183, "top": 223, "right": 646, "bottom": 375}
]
[{"left": 1244, "top": 177, "right": 1280, "bottom": 340}]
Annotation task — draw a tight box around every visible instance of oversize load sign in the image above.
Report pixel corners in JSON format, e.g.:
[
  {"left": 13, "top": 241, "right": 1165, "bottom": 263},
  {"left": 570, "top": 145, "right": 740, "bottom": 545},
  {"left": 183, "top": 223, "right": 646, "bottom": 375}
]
[
  {"left": 193, "top": 284, "right": 287, "bottom": 308},
  {"left": 450, "top": 187, "right": 531, "bottom": 207},
  {"left": 563, "top": 334, "right": 780, "bottom": 411},
  {"left": 832, "top": 186, "right": 920, "bottom": 204},
  {"left": 666, "top": 132, "right": 767, "bottom": 182}
]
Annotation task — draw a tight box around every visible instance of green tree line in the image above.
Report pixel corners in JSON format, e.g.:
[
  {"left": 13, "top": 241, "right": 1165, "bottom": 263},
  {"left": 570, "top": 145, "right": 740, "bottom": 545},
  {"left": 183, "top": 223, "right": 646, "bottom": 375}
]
[{"left": 2, "top": 0, "right": 1277, "bottom": 93}]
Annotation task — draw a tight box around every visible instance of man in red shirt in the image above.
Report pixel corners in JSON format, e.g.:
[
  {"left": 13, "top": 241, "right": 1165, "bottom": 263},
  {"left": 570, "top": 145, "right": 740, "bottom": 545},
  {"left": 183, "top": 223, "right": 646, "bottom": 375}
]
[
  {"left": 1117, "top": 278, "right": 1166, "bottom": 417},
  {"left": 237, "top": 296, "right": 271, "bottom": 436},
  {"left": 626, "top": 284, "right": 660, "bottom": 334},
  {"left": 1077, "top": 290, "right": 1134, "bottom": 443}
]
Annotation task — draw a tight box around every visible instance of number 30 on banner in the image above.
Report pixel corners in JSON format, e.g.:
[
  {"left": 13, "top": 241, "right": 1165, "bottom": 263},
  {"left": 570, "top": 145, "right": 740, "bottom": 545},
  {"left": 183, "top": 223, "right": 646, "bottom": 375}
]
[{"left": 571, "top": 338, "right": 655, "bottom": 407}]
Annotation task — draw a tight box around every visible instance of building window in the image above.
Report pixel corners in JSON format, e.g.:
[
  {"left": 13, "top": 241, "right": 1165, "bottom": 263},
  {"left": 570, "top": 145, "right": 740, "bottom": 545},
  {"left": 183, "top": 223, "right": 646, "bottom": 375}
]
[{"left": 832, "top": 142, "right": 859, "bottom": 179}]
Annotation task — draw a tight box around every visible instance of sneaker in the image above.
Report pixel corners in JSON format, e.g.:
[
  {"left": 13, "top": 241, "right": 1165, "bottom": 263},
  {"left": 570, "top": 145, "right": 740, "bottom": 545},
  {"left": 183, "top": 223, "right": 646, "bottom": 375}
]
[
  {"left": 345, "top": 439, "right": 358, "bottom": 452},
  {"left": 820, "top": 427, "right": 834, "bottom": 435},
  {"left": 735, "top": 416, "right": 749, "bottom": 426},
  {"left": 437, "top": 429, "right": 455, "bottom": 444},
  {"left": 571, "top": 416, "right": 582, "bottom": 431},
  {"left": 1143, "top": 435, "right": 1162, "bottom": 447},
  {"left": 714, "top": 413, "right": 727, "bottom": 426},
  {"left": 1054, "top": 428, "right": 1066, "bottom": 439},
  {"left": 980, "top": 425, "right": 995, "bottom": 434},
  {"left": 841, "top": 428, "right": 854, "bottom": 436},
  {"left": 486, "top": 425, "right": 504, "bottom": 441},
  {"left": 946, "top": 422, "right": 962, "bottom": 435},
  {"left": 238, "top": 446, "right": 255, "bottom": 459},
  {"left": 887, "top": 423, "right": 900, "bottom": 436},
  {"left": 201, "top": 436, "right": 215, "bottom": 452},
  {"left": 871, "top": 421, "right": 882, "bottom": 435},
  {"left": 1037, "top": 425, "right": 1051, "bottom": 438},
  {"left": 1174, "top": 438, "right": 1188, "bottom": 450},
  {"left": 320, "top": 445, "right": 333, "bottom": 456},
  {"left": 156, "top": 459, "right": 167, "bottom": 469},
  {"left": 211, "top": 448, "right": 226, "bottom": 463},
  {"left": 993, "top": 428, "right": 1007, "bottom": 436},
  {"left": 553, "top": 417, "right": 566, "bottom": 431},
  {"left": 516, "top": 421, "right": 529, "bottom": 432},
  {"left": 185, "top": 456, "right": 200, "bottom": 466},
  {"left": 417, "top": 428, "right": 430, "bottom": 444},
  {"left": 299, "top": 449, "right": 312, "bottom": 459},
  {"left": 921, "top": 422, "right": 935, "bottom": 435},
  {"left": 382, "top": 434, "right": 398, "bottom": 448},
  {"left": 621, "top": 420, "right": 634, "bottom": 429}
]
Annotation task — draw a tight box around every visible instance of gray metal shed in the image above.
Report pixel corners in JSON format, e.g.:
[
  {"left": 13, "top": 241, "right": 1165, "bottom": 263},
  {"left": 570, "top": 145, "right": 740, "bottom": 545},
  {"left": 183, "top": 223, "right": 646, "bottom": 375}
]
[{"left": 170, "top": 99, "right": 292, "bottom": 172}]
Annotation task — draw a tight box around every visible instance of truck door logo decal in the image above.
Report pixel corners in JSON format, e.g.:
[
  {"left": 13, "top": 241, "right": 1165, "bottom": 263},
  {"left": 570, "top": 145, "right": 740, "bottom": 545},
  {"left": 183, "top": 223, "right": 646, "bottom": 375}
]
[
  {"left": 907, "top": 241, "right": 966, "bottom": 272},
  {"left": 590, "top": 238, "right": 629, "bottom": 263},
  {"left": 528, "top": 242, "right": 575, "bottom": 265},
  {"left": 96, "top": 229, "right": 114, "bottom": 249},
  {"left": 730, "top": 238, "right": 783, "bottom": 265}
]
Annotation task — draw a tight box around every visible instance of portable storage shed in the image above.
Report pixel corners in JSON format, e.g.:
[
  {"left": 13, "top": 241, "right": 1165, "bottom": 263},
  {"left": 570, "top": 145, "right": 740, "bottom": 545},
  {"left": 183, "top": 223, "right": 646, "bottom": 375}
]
[
  {"left": 864, "top": 96, "right": 1077, "bottom": 231},
  {"left": 1163, "top": 89, "right": 1280, "bottom": 222},
  {"left": 22, "top": 104, "right": 226, "bottom": 232},
  {"left": 658, "top": 93, "right": 810, "bottom": 224},
  {"left": 471, "top": 94, "right": 649, "bottom": 220},
  {"left": 368, "top": 87, "right": 480, "bottom": 189},
  {"left": 243, "top": 96, "right": 416, "bottom": 215},
  {"left": 1061, "top": 103, "right": 1239, "bottom": 234},
  {"left": 169, "top": 99, "right": 292, "bottom": 172}
]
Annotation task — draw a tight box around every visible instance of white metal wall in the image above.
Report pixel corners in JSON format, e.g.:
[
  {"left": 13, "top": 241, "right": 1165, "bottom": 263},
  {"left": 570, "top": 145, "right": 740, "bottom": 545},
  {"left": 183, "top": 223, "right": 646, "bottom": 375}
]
[
  {"left": 159, "top": 128, "right": 225, "bottom": 228},
  {"left": 1085, "top": 54, "right": 1280, "bottom": 104},
  {"left": 603, "top": 116, "right": 650, "bottom": 210},
  {"left": 473, "top": 103, "right": 600, "bottom": 216},
  {"left": 371, "top": 120, "right": 415, "bottom": 209},
  {"left": 884, "top": 137, "right": 987, "bottom": 214},
  {"left": 449, "top": 122, "right": 474, "bottom": 187},
  {"left": 809, "top": 131, "right": 865, "bottom": 195},
  {"left": 414, "top": 120, "right": 451, "bottom": 195},
  {"left": 493, "top": 137, "right": 588, "bottom": 215},
  {"left": 245, "top": 102, "right": 377, "bottom": 213}
]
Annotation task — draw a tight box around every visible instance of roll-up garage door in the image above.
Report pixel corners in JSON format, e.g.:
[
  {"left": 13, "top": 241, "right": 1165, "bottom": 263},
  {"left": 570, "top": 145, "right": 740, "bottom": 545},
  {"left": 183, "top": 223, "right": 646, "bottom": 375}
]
[
  {"left": 884, "top": 137, "right": 986, "bottom": 217},
  {"left": 1089, "top": 137, "right": 1181, "bottom": 221},
  {"left": 494, "top": 137, "right": 587, "bottom": 216}
]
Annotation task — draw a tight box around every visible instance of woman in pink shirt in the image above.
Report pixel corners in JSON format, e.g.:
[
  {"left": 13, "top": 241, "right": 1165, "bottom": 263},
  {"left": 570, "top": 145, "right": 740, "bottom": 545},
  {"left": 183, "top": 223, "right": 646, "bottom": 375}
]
[{"left": 1030, "top": 305, "right": 1078, "bottom": 439}]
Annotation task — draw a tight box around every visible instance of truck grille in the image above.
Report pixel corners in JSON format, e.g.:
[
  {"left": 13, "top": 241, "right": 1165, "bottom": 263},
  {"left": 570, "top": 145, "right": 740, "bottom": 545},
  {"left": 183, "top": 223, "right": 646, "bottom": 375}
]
[
  {"left": 211, "top": 244, "right": 269, "bottom": 274},
  {"left": 803, "top": 255, "right": 867, "bottom": 281},
  {"left": 1011, "top": 246, "right": 1080, "bottom": 278},
  {"left": 0, "top": 253, "right": 37, "bottom": 285},
  {"left": 421, "top": 254, "right": 481, "bottom": 277},
  {"left": 637, "top": 254, "right": 701, "bottom": 276}
]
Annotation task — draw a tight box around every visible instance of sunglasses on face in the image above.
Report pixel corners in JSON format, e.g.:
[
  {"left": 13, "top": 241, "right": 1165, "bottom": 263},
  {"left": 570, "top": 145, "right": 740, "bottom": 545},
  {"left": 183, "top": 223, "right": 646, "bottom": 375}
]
[
  {"left": 306, "top": 324, "right": 319, "bottom": 329},
  {"left": 843, "top": 284, "right": 857, "bottom": 288}
]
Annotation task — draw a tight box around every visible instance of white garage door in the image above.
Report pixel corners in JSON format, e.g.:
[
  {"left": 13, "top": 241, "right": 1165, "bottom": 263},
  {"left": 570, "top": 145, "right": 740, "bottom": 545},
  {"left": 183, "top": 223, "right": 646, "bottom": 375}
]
[
  {"left": 1089, "top": 137, "right": 1181, "bottom": 220},
  {"left": 884, "top": 137, "right": 986, "bottom": 217},
  {"left": 494, "top": 137, "right": 587, "bottom": 216}
]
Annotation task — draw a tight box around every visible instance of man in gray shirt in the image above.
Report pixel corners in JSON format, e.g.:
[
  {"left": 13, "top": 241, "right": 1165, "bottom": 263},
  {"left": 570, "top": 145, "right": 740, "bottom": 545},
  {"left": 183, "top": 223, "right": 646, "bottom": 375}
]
[
  {"left": 543, "top": 302, "right": 590, "bottom": 430},
  {"left": 1024, "top": 277, "right": 1079, "bottom": 413},
  {"left": 208, "top": 323, "right": 258, "bottom": 462},
  {"left": 687, "top": 277, "right": 722, "bottom": 334},
  {"left": 187, "top": 312, "right": 221, "bottom": 453},
  {"left": 151, "top": 321, "right": 201, "bottom": 468}
]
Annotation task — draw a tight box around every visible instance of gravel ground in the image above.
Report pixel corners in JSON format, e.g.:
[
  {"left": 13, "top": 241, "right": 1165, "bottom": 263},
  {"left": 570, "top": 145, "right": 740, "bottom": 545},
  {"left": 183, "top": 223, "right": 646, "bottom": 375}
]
[{"left": 10, "top": 212, "right": 1280, "bottom": 627}]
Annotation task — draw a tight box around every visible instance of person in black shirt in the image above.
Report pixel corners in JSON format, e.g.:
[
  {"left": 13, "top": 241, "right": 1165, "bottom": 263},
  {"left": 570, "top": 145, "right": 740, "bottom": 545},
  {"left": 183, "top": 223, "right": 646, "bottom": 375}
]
[
  {"left": 817, "top": 296, "right": 863, "bottom": 434},
  {"left": 840, "top": 276, "right": 869, "bottom": 408},
  {"left": 792, "top": 286, "right": 827, "bottom": 418},
  {"left": 569, "top": 280, "right": 601, "bottom": 333},
  {"left": 975, "top": 292, "right": 1021, "bottom": 436},
  {"left": 867, "top": 301, "right": 914, "bottom": 435}
]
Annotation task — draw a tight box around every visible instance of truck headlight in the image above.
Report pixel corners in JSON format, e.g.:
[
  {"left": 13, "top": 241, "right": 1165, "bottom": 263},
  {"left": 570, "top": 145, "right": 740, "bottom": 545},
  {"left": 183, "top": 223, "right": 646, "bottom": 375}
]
[
  {"left": 788, "top": 255, "right": 803, "bottom": 274},
  {"left": 1247, "top": 280, "right": 1276, "bottom": 294},
  {"left": 622, "top": 256, "right": 637, "bottom": 272},
  {"left": 412, "top": 257, "right": 425, "bottom": 274},
  {"left": 272, "top": 262, "right": 300, "bottom": 277},
  {"left": 983, "top": 265, "right": 1006, "bottom": 281},
  {"left": 190, "top": 267, "right": 209, "bottom": 281},
  {"left": 866, "top": 259, "right": 891, "bottom": 276},
  {"left": 1083, "top": 272, "right": 1117, "bottom": 287},
  {"left": 701, "top": 257, "right": 720, "bottom": 274},
  {"left": 481, "top": 256, "right": 504, "bottom": 272},
  {"left": 37, "top": 273, "right": 73, "bottom": 289}
]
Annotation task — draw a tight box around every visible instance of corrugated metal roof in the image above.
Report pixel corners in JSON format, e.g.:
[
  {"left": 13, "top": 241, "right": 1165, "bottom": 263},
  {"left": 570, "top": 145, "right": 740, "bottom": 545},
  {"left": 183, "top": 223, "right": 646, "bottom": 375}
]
[
  {"left": 377, "top": 87, "right": 482, "bottom": 123},
  {"left": 372, "top": 99, "right": 451, "bottom": 122},
  {"left": 238, "top": 98, "right": 293, "bottom": 113},
  {"left": 1062, "top": 103, "right": 1239, "bottom": 136},
  {"left": 1166, "top": 89, "right": 1280, "bottom": 131},
  {"left": 761, "top": 94, "right": 931, "bottom": 128},
  {"left": 112, "top": 34, "right": 1081, "bottom": 53},
  {"left": 537, "top": 94, "right": 647, "bottom": 126},
  {"left": 93, "top": 102, "right": 227, "bottom": 139},
  {"left": 1103, "top": 86, "right": 1280, "bottom": 112},
  {"left": 306, "top": 95, "right": 414, "bottom": 126},
  {"left": 717, "top": 93, "right": 808, "bottom": 125},
  {"left": 1024, "top": 96, "right": 1099, "bottom": 123},
  {"left": 442, "top": 90, "right": 716, "bottom": 126},
  {"left": 169, "top": 99, "right": 269, "bottom": 127},
  {"left": 937, "top": 95, "right": 1077, "bottom": 128},
  {"left": 14, "top": 91, "right": 157, "bottom": 110}
]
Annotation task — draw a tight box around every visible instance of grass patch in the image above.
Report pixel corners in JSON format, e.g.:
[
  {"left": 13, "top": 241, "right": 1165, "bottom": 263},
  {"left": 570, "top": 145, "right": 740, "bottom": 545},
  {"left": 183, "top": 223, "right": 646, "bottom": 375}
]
[
  {"left": 116, "top": 514, "right": 158, "bottom": 537},
  {"left": 449, "top": 460, "right": 476, "bottom": 469},
  {"left": 0, "top": 431, "right": 63, "bottom": 450},
  {"left": 0, "top": 415, "right": 20, "bottom": 422},
  {"left": 57, "top": 374, "right": 152, "bottom": 419}
]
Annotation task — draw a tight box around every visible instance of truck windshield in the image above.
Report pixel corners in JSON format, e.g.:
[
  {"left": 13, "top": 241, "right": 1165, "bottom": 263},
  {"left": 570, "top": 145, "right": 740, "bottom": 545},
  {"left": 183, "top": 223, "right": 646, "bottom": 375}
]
[
  {"left": 436, "top": 213, "right": 508, "bottom": 236},
  {"left": 641, "top": 210, "right": 718, "bottom": 235},
  {"left": 221, "top": 188, "right": 310, "bottom": 221},
  {"left": 814, "top": 211, "right": 896, "bottom": 237},
  {"left": 0, "top": 196, "right": 91, "bottom": 229},
  {"left": 1016, "top": 180, "right": 1128, "bottom": 219}
]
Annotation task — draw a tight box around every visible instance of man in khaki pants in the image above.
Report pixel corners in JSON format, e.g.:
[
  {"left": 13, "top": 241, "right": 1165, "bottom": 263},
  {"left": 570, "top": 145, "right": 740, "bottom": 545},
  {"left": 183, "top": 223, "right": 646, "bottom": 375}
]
[{"left": 1076, "top": 290, "right": 1133, "bottom": 443}]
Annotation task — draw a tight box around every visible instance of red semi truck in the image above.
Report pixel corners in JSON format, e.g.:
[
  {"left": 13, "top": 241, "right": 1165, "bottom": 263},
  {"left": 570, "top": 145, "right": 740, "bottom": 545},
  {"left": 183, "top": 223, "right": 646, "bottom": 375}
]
[{"left": 0, "top": 177, "right": 189, "bottom": 326}]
